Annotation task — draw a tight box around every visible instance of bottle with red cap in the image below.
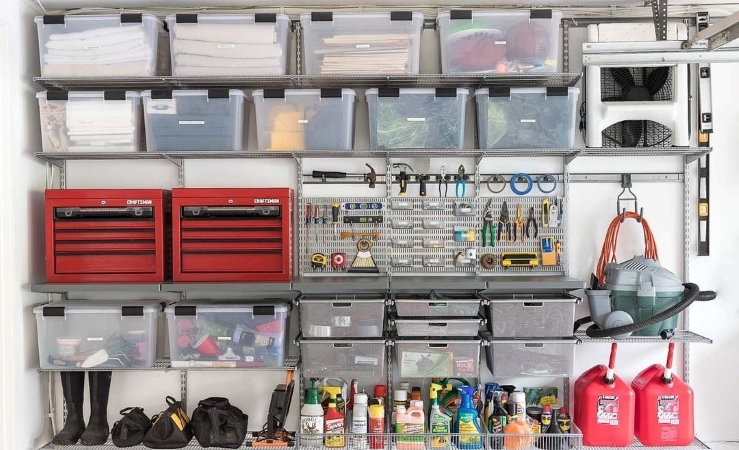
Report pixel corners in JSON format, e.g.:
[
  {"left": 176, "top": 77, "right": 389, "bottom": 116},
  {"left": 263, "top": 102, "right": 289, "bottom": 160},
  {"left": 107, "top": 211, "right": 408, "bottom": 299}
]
[{"left": 557, "top": 407, "right": 571, "bottom": 434}]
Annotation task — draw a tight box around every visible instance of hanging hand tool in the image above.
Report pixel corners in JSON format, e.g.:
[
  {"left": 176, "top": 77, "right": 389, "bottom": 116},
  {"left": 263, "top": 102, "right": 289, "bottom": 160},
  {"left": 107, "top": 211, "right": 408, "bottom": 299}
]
[
  {"left": 313, "top": 204, "right": 320, "bottom": 243},
  {"left": 343, "top": 216, "right": 384, "bottom": 224},
  {"left": 555, "top": 239, "right": 561, "bottom": 265},
  {"left": 331, "top": 203, "right": 339, "bottom": 240},
  {"left": 305, "top": 202, "right": 312, "bottom": 242},
  {"left": 343, "top": 202, "right": 383, "bottom": 211},
  {"left": 340, "top": 230, "right": 381, "bottom": 241},
  {"left": 439, "top": 166, "right": 448, "bottom": 197},
  {"left": 482, "top": 199, "right": 496, "bottom": 248},
  {"left": 419, "top": 175, "right": 428, "bottom": 197},
  {"left": 526, "top": 207, "right": 538, "bottom": 239},
  {"left": 321, "top": 205, "right": 328, "bottom": 243},
  {"left": 513, "top": 204, "right": 525, "bottom": 243},
  {"left": 455, "top": 165, "right": 467, "bottom": 198},
  {"left": 311, "top": 163, "right": 378, "bottom": 188},
  {"left": 542, "top": 198, "right": 550, "bottom": 228},
  {"left": 365, "top": 163, "right": 377, "bottom": 189},
  {"left": 497, "top": 201, "right": 511, "bottom": 243},
  {"left": 393, "top": 163, "right": 413, "bottom": 196}
]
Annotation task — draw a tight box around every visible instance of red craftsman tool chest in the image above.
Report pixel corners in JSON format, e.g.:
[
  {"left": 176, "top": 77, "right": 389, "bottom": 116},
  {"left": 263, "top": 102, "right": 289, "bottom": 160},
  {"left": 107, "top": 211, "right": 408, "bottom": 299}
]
[
  {"left": 172, "top": 188, "right": 294, "bottom": 282},
  {"left": 45, "top": 189, "right": 170, "bottom": 283}
]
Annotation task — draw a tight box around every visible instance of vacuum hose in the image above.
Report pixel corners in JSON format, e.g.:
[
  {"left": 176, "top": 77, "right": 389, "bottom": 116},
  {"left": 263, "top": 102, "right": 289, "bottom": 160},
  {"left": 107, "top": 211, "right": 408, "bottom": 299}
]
[{"left": 580, "top": 283, "right": 716, "bottom": 338}]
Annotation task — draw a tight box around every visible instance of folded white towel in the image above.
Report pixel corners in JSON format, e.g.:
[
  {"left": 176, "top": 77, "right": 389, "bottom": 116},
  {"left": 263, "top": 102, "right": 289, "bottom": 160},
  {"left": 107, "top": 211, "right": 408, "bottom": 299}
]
[
  {"left": 49, "top": 25, "right": 143, "bottom": 41},
  {"left": 46, "top": 29, "right": 144, "bottom": 50},
  {"left": 67, "top": 101, "right": 133, "bottom": 124},
  {"left": 69, "top": 132, "right": 135, "bottom": 141},
  {"left": 175, "top": 65, "right": 283, "bottom": 76},
  {"left": 173, "top": 38, "right": 282, "bottom": 59},
  {"left": 176, "top": 53, "right": 281, "bottom": 69},
  {"left": 42, "top": 61, "right": 150, "bottom": 76},
  {"left": 44, "top": 49, "right": 151, "bottom": 65},
  {"left": 48, "top": 42, "right": 147, "bottom": 58},
  {"left": 175, "top": 23, "right": 277, "bottom": 44}
]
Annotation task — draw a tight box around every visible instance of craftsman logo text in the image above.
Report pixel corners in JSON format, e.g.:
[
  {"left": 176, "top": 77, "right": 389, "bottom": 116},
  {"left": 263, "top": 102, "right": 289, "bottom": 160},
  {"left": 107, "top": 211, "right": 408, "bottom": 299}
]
[
  {"left": 127, "top": 200, "right": 153, "bottom": 205},
  {"left": 254, "top": 198, "right": 280, "bottom": 204}
]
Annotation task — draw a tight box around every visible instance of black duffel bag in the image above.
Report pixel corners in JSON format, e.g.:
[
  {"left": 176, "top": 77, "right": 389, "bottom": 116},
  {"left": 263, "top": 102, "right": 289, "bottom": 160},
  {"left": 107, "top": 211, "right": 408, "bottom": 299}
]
[
  {"left": 142, "top": 396, "right": 193, "bottom": 449},
  {"left": 112, "top": 407, "right": 152, "bottom": 447},
  {"left": 191, "top": 397, "right": 248, "bottom": 448}
]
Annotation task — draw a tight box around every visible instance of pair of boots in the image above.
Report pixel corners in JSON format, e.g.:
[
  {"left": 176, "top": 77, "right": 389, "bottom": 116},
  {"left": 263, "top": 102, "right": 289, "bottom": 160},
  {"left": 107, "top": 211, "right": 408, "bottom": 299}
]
[{"left": 52, "top": 371, "right": 112, "bottom": 446}]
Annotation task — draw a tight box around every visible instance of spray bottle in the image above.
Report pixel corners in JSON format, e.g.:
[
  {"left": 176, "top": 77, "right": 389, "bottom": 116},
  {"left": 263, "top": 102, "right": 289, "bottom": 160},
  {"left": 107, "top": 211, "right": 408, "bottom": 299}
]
[
  {"left": 323, "top": 387, "right": 346, "bottom": 418},
  {"left": 324, "top": 388, "right": 346, "bottom": 448},
  {"left": 454, "top": 386, "right": 482, "bottom": 450},
  {"left": 300, "top": 380, "right": 324, "bottom": 448},
  {"left": 429, "top": 383, "right": 452, "bottom": 449}
]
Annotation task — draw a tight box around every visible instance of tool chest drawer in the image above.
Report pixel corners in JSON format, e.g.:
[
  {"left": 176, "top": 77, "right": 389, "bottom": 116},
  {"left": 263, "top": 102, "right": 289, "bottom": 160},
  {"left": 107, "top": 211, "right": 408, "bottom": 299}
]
[
  {"left": 37, "top": 91, "right": 142, "bottom": 153},
  {"left": 297, "top": 294, "right": 386, "bottom": 338},
  {"left": 142, "top": 89, "right": 248, "bottom": 152},
  {"left": 486, "top": 338, "right": 578, "bottom": 377},
  {"left": 171, "top": 188, "right": 294, "bottom": 282},
  {"left": 475, "top": 87, "right": 580, "bottom": 149},
  {"left": 437, "top": 9, "right": 562, "bottom": 74},
  {"left": 393, "top": 292, "right": 482, "bottom": 317},
  {"left": 165, "top": 13, "right": 290, "bottom": 77},
  {"left": 391, "top": 316, "right": 484, "bottom": 337},
  {"left": 34, "top": 301, "right": 159, "bottom": 369},
  {"left": 482, "top": 293, "right": 580, "bottom": 338},
  {"left": 35, "top": 13, "right": 168, "bottom": 77},
  {"left": 253, "top": 89, "right": 356, "bottom": 151},
  {"left": 297, "top": 337, "right": 387, "bottom": 384},
  {"left": 366, "top": 88, "right": 468, "bottom": 149},
  {"left": 394, "top": 337, "right": 482, "bottom": 378},
  {"left": 299, "top": 11, "right": 424, "bottom": 75},
  {"left": 165, "top": 303, "right": 290, "bottom": 368},
  {"left": 45, "top": 189, "right": 169, "bottom": 283}
]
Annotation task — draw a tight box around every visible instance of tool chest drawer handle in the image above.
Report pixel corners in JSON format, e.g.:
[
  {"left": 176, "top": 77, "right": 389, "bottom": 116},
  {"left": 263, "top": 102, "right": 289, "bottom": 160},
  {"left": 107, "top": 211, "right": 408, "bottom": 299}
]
[
  {"left": 428, "top": 343, "right": 448, "bottom": 348},
  {"left": 428, "top": 302, "right": 448, "bottom": 307},
  {"left": 181, "top": 206, "right": 280, "bottom": 218},
  {"left": 429, "top": 323, "right": 449, "bottom": 327},
  {"left": 524, "top": 343, "right": 545, "bottom": 348},
  {"left": 332, "top": 302, "right": 352, "bottom": 308},
  {"left": 523, "top": 302, "right": 544, "bottom": 307},
  {"left": 333, "top": 343, "right": 353, "bottom": 349},
  {"left": 55, "top": 207, "right": 153, "bottom": 219}
]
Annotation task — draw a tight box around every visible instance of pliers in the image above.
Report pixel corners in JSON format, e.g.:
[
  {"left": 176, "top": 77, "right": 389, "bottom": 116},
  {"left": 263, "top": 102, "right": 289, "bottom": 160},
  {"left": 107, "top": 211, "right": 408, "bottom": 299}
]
[
  {"left": 439, "top": 166, "right": 448, "bottom": 197},
  {"left": 525, "top": 207, "right": 538, "bottom": 239},
  {"left": 497, "top": 201, "right": 511, "bottom": 243},
  {"left": 513, "top": 203, "right": 525, "bottom": 243},
  {"left": 482, "top": 199, "right": 496, "bottom": 247},
  {"left": 455, "top": 165, "right": 466, "bottom": 198}
]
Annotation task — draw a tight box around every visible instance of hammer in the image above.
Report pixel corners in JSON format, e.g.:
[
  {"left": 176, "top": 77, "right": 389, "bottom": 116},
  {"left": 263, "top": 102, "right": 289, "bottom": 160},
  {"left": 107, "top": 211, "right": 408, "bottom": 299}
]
[
  {"left": 365, "top": 163, "right": 376, "bottom": 189},
  {"left": 393, "top": 163, "right": 413, "bottom": 196},
  {"left": 311, "top": 162, "right": 377, "bottom": 189}
]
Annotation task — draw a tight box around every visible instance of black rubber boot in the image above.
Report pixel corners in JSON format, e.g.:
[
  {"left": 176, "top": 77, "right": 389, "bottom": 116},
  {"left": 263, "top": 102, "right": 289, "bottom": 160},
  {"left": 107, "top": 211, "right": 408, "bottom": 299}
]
[
  {"left": 79, "top": 371, "right": 112, "bottom": 445},
  {"left": 52, "top": 371, "right": 86, "bottom": 445}
]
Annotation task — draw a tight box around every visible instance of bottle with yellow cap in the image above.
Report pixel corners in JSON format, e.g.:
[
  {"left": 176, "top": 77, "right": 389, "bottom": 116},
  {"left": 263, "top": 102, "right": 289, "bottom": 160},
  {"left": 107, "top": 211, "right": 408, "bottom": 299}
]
[{"left": 429, "top": 383, "right": 451, "bottom": 449}]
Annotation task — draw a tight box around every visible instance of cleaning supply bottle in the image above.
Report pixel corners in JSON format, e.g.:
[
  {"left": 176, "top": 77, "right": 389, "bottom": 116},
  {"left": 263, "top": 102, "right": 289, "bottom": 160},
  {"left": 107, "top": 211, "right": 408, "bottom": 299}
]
[
  {"left": 369, "top": 404, "right": 385, "bottom": 450},
  {"left": 374, "top": 385, "right": 387, "bottom": 406},
  {"left": 503, "top": 414, "right": 533, "bottom": 450},
  {"left": 540, "top": 405, "right": 552, "bottom": 433},
  {"left": 396, "top": 403, "right": 425, "bottom": 450},
  {"left": 429, "top": 383, "right": 452, "bottom": 449},
  {"left": 536, "top": 407, "right": 564, "bottom": 450},
  {"left": 632, "top": 342, "right": 694, "bottom": 446},
  {"left": 557, "top": 407, "right": 571, "bottom": 434},
  {"left": 393, "top": 389, "right": 408, "bottom": 425},
  {"left": 488, "top": 393, "right": 508, "bottom": 450},
  {"left": 574, "top": 343, "right": 635, "bottom": 446},
  {"left": 323, "top": 387, "right": 346, "bottom": 418},
  {"left": 454, "top": 386, "right": 482, "bottom": 450},
  {"left": 300, "top": 380, "right": 324, "bottom": 448},
  {"left": 352, "top": 393, "right": 368, "bottom": 447},
  {"left": 510, "top": 390, "right": 527, "bottom": 419},
  {"left": 324, "top": 390, "right": 346, "bottom": 448}
]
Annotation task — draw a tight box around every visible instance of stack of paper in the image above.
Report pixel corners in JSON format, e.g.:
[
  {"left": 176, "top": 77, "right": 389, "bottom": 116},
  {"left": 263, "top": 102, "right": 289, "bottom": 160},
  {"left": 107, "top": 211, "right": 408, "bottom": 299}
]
[{"left": 318, "top": 34, "right": 413, "bottom": 74}]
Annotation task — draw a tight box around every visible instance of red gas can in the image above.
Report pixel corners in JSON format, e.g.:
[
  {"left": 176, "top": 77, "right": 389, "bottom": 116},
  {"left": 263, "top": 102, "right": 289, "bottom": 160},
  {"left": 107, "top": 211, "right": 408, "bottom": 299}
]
[
  {"left": 574, "top": 343, "right": 635, "bottom": 447},
  {"left": 632, "top": 343, "right": 694, "bottom": 446}
]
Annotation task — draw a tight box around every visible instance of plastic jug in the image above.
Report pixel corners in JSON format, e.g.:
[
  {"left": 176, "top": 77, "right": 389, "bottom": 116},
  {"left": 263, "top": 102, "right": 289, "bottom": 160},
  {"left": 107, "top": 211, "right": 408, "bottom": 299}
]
[
  {"left": 396, "top": 406, "right": 425, "bottom": 450},
  {"left": 632, "top": 343, "right": 694, "bottom": 446},
  {"left": 574, "top": 343, "right": 635, "bottom": 446}
]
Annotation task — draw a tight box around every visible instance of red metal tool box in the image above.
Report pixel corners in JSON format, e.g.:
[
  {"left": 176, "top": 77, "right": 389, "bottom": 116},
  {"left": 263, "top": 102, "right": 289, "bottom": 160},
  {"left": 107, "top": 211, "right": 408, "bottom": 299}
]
[
  {"left": 172, "top": 188, "right": 294, "bottom": 282},
  {"left": 45, "top": 189, "right": 170, "bottom": 283}
]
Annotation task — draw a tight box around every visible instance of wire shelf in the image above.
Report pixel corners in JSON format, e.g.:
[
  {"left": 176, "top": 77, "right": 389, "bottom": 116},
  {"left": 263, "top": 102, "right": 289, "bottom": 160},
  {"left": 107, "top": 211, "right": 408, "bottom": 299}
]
[
  {"left": 38, "top": 358, "right": 171, "bottom": 372},
  {"left": 39, "top": 431, "right": 296, "bottom": 449},
  {"left": 38, "top": 357, "right": 300, "bottom": 372},
  {"left": 583, "top": 437, "right": 710, "bottom": 450},
  {"left": 575, "top": 330, "right": 712, "bottom": 344},
  {"left": 34, "top": 73, "right": 582, "bottom": 91}
]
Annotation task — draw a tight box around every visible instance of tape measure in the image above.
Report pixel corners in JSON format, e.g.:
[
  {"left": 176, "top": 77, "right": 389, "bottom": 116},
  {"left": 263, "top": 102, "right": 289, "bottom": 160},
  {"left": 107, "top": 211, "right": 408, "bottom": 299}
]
[{"left": 331, "top": 253, "right": 347, "bottom": 269}]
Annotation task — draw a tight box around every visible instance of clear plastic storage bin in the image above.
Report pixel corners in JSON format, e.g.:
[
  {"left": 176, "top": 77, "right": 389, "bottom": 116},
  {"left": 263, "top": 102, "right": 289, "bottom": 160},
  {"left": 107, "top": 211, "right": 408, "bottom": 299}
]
[
  {"left": 34, "top": 301, "right": 159, "bottom": 369},
  {"left": 165, "top": 303, "right": 289, "bottom": 368},
  {"left": 395, "top": 338, "right": 481, "bottom": 378},
  {"left": 483, "top": 293, "right": 579, "bottom": 338},
  {"left": 166, "top": 13, "right": 290, "bottom": 76},
  {"left": 298, "top": 337, "right": 388, "bottom": 383},
  {"left": 393, "top": 292, "right": 482, "bottom": 317},
  {"left": 297, "top": 294, "right": 385, "bottom": 338},
  {"left": 392, "top": 317, "right": 484, "bottom": 337},
  {"left": 37, "top": 91, "right": 142, "bottom": 153},
  {"left": 437, "top": 9, "right": 562, "bottom": 74},
  {"left": 475, "top": 87, "right": 580, "bottom": 149},
  {"left": 142, "top": 89, "right": 248, "bottom": 152},
  {"left": 35, "top": 14, "right": 168, "bottom": 77},
  {"left": 366, "top": 88, "right": 468, "bottom": 149},
  {"left": 300, "top": 12, "right": 424, "bottom": 75},
  {"left": 253, "top": 89, "right": 356, "bottom": 151},
  {"left": 486, "top": 338, "right": 578, "bottom": 377}
]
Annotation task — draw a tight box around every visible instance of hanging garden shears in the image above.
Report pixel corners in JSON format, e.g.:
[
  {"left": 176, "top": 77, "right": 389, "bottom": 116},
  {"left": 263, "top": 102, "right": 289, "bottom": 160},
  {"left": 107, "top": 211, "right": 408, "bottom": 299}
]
[{"left": 455, "top": 165, "right": 467, "bottom": 198}]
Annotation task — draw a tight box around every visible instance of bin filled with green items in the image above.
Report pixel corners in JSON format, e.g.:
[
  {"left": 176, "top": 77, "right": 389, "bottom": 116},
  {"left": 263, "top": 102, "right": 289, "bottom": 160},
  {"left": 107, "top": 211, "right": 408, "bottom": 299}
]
[
  {"left": 165, "top": 303, "right": 290, "bottom": 368},
  {"left": 394, "top": 336, "right": 482, "bottom": 378},
  {"left": 366, "top": 88, "right": 468, "bottom": 149},
  {"left": 475, "top": 87, "right": 579, "bottom": 149}
]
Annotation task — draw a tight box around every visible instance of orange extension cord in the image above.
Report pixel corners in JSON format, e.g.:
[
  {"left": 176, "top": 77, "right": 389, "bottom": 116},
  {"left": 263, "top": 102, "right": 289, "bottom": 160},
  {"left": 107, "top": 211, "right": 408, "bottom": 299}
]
[{"left": 596, "top": 211, "right": 659, "bottom": 285}]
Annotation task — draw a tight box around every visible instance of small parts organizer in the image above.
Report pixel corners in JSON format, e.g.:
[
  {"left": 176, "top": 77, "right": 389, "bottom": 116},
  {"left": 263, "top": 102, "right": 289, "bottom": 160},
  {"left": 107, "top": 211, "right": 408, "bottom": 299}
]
[{"left": 298, "top": 195, "right": 565, "bottom": 275}]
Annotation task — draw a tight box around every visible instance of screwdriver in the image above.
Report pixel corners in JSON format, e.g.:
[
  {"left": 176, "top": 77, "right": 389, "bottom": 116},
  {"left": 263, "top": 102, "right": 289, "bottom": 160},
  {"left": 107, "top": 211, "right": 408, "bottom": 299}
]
[
  {"left": 305, "top": 203, "right": 312, "bottom": 228},
  {"left": 331, "top": 203, "right": 340, "bottom": 240},
  {"left": 314, "top": 204, "right": 321, "bottom": 243},
  {"left": 321, "top": 206, "right": 329, "bottom": 243}
]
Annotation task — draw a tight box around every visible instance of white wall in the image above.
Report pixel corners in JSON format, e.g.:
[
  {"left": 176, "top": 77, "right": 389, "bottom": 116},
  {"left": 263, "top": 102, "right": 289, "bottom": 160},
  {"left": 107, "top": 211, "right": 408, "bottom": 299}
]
[{"left": 2, "top": 2, "right": 739, "bottom": 449}]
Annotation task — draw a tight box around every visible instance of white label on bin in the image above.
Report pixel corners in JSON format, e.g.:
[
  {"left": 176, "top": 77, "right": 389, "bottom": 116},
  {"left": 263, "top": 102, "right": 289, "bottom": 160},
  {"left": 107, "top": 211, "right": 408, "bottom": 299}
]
[
  {"left": 298, "top": 119, "right": 309, "bottom": 124},
  {"left": 179, "top": 120, "right": 205, "bottom": 125},
  {"left": 520, "top": 119, "right": 536, "bottom": 123},
  {"left": 495, "top": 41, "right": 507, "bottom": 45},
  {"left": 218, "top": 44, "right": 235, "bottom": 49},
  {"left": 87, "top": 337, "right": 104, "bottom": 342},
  {"left": 356, "top": 44, "right": 371, "bottom": 49},
  {"left": 243, "top": 356, "right": 255, "bottom": 362},
  {"left": 407, "top": 118, "right": 425, "bottom": 122},
  {"left": 217, "top": 337, "right": 232, "bottom": 341},
  {"left": 85, "top": 46, "right": 102, "bottom": 50}
]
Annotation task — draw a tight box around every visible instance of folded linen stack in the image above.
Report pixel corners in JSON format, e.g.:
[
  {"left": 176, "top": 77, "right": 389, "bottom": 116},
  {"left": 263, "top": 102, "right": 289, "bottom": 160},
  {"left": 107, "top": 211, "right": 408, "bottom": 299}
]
[
  {"left": 172, "top": 23, "right": 284, "bottom": 76},
  {"left": 42, "top": 26, "right": 153, "bottom": 76},
  {"left": 318, "top": 34, "right": 414, "bottom": 74},
  {"left": 66, "top": 101, "right": 137, "bottom": 151}
]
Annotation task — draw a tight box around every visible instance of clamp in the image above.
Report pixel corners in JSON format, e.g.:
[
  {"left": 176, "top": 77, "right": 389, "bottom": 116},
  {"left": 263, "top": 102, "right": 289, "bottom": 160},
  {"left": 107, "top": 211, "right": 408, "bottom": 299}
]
[
  {"left": 439, "top": 166, "right": 448, "bottom": 197},
  {"left": 455, "top": 165, "right": 467, "bottom": 197},
  {"left": 513, "top": 203, "right": 525, "bottom": 242},
  {"left": 482, "top": 199, "right": 496, "bottom": 247},
  {"left": 525, "top": 207, "right": 538, "bottom": 239},
  {"left": 497, "top": 201, "right": 511, "bottom": 243}
]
